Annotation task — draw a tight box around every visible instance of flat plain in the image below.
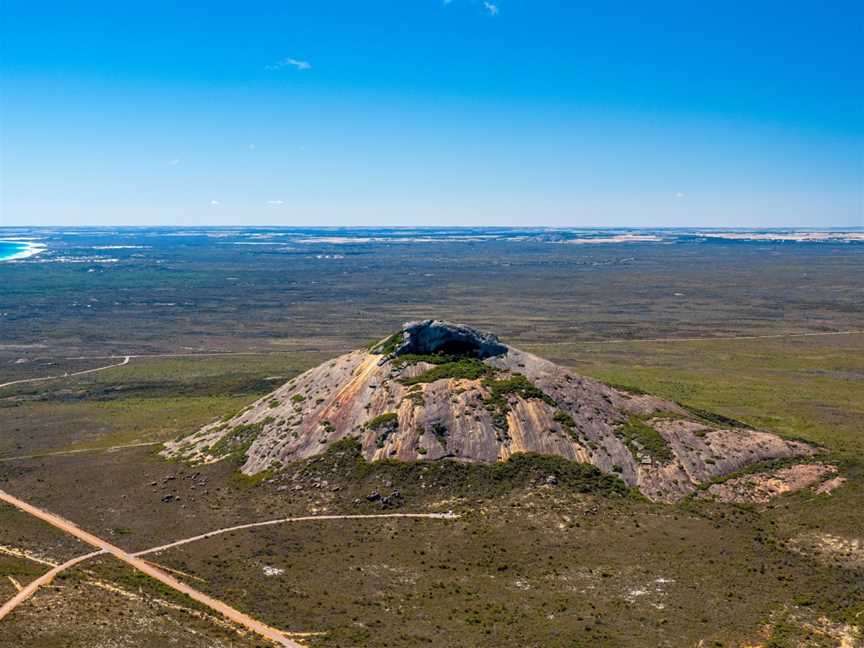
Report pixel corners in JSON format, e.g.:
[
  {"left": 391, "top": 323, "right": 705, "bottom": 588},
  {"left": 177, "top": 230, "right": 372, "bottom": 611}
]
[{"left": 1, "top": 228, "right": 862, "bottom": 647}]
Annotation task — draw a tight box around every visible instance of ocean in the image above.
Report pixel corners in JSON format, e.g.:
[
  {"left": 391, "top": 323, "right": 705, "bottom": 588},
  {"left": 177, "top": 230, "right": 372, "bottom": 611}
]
[{"left": 0, "top": 240, "right": 34, "bottom": 261}]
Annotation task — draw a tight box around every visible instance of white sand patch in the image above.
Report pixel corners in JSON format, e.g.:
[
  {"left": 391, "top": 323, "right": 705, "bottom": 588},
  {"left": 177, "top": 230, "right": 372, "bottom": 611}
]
[
  {"left": 562, "top": 234, "right": 663, "bottom": 244},
  {"left": 697, "top": 231, "right": 864, "bottom": 243},
  {"left": 0, "top": 240, "right": 47, "bottom": 261},
  {"left": 262, "top": 565, "right": 284, "bottom": 577}
]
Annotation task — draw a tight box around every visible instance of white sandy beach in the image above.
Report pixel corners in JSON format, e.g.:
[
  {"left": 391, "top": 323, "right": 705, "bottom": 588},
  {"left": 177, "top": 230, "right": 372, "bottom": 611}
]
[{"left": 0, "top": 239, "right": 46, "bottom": 261}]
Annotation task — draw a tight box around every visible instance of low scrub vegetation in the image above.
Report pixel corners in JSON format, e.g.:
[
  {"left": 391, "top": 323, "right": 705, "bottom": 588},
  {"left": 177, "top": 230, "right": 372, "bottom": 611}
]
[
  {"left": 364, "top": 412, "right": 399, "bottom": 430},
  {"left": 390, "top": 353, "right": 458, "bottom": 367},
  {"left": 371, "top": 331, "right": 404, "bottom": 356},
  {"left": 399, "top": 358, "right": 491, "bottom": 385},
  {"left": 316, "top": 437, "right": 632, "bottom": 498},
  {"left": 482, "top": 373, "right": 556, "bottom": 431},
  {"left": 208, "top": 421, "right": 264, "bottom": 458},
  {"left": 365, "top": 412, "right": 399, "bottom": 448},
  {"left": 615, "top": 416, "right": 673, "bottom": 463}
]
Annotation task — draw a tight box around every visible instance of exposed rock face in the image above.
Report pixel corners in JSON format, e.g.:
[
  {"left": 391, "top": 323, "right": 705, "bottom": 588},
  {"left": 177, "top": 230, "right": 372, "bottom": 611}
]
[
  {"left": 163, "top": 321, "right": 819, "bottom": 502},
  {"left": 699, "top": 463, "right": 838, "bottom": 504},
  {"left": 391, "top": 320, "right": 508, "bottom": 360}
]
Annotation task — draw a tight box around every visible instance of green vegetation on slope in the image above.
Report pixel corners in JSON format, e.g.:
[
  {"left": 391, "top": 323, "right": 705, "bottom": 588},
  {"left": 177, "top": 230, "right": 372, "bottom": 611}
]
[
  {"left": 321, "top": 437, "right": 631, "bottom": 498},
  {"left": 399, "top": 358, "right": 492, "bottom": 385},
  {"left": 364, "top": 412, "right": 400, "bottom": 448},
  {"left": 364, "top": 412, "right": 399, "bottom": 430},
  {"left": 553, "top": 409, "right": 581, "bottom": 441},
  {"left": 370, "top": 331, "right": 404, "bottom": 356},
  {"left": 482, "top": 373, "right": 557, "bottom": 431},
  {"left": 209, "top": 422, "right": 264, "bottom": 458},
  {"left": 615, "top": 416, "right": 673, "bottom": 463},
  {"left": 390, "top": 353, "right": 460, "bottom": 367}
]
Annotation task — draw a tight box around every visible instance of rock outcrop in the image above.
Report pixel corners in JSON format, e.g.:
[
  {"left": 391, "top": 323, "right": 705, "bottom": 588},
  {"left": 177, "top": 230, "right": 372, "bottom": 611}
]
[
  {"left": 389, "top": 320, "right": 508, "bottom": 360},
  {"left": 163, "top": 320, "right": 823, "bottom": 502}
]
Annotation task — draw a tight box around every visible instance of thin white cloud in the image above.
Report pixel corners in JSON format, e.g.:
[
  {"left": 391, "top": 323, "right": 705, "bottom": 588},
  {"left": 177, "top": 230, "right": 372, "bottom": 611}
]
[
  {"left": 675, "top": 192, "right": 686, "bottom": 199},
  {"left": 210, "top": 200, "right": 221, "bottom": 206},
  {"left": 266, "top": 200, "right": 284, "bottom": 205},
  {"left": 484, "top": 1, "right": 499, "bottom": 15},
  {"left": 167, "top": 159, "right": 180, "bottom": 166},
  {"left": 268, "top": 57, "right": 311, "bottom": 71}
]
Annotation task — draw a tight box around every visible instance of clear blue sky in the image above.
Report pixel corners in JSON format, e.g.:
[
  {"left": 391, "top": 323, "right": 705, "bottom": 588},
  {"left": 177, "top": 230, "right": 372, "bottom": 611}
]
[{"left": 1, "top": 1, "right": 861, "bottom": 227}]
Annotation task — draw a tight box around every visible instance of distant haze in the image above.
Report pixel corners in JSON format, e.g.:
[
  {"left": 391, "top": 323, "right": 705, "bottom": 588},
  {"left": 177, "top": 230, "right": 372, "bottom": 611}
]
[{"left": 1, "top": 2, "right": 861, "bottom": 227}]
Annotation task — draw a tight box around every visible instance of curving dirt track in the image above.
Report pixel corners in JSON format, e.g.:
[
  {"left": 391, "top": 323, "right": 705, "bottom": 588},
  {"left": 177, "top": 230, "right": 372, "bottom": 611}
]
[
  {"left": 0, "top": 441, "right": 161, "bottom": 463},
  {"left": 135, "top": 511, "right": 458, "bottom": 557},
  {"left": 0, "top": 550, "right": 105, "bottom": 621},
  {"left": 0, "top": 488, "right": 303, "bottom": 648},
  {"left": 0, "top": 487, "right": 458, "bottom": 646},
  {"left": 0, "top": 356, "right": 130, "bottom": 390}
]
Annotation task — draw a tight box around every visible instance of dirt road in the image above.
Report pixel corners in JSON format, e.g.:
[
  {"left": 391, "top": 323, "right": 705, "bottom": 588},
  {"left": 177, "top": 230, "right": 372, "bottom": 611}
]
[
  {"left": 0, "top": 441, "right": 161, "bottom": 463},
  {"left": 0, "top": 356, "right": 130, "bottom": 390},
  {"left": 0, "top": 488, "right": 303, "bottom": 648},
  {"left": 135, "top": 511, "right": 459, "bottom": 557},
  {"left": 0, "top": 550, "right": 105, "bottom": 621},
  {"left": 0, "top": 489, "right": 459, "bottom": 645},
  {"left": 0, "top": 350, "right": 307, "bottom": 391}
]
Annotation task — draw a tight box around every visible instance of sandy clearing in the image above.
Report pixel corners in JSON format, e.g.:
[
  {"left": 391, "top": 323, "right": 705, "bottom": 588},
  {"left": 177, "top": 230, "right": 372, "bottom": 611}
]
[{"left": 0, "top": 545, "right": 58, "bottom": 567}]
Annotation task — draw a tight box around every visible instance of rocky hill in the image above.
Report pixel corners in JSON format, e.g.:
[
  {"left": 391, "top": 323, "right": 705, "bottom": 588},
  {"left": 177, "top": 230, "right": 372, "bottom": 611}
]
[{"left": 164, "top": 320, "right": 819, "bottom": 501}]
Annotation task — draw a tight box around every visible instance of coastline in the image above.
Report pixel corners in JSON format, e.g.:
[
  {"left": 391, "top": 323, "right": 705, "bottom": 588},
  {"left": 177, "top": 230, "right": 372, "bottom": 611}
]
[{"left": 0, "top": 239, "right": 47, "bottom": 262}]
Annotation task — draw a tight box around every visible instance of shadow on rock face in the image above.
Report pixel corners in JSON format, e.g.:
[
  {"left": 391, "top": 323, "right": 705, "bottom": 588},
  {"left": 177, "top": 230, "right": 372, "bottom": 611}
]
[{"left": 395, "top": 320, "right": 508, "bottom": 359}]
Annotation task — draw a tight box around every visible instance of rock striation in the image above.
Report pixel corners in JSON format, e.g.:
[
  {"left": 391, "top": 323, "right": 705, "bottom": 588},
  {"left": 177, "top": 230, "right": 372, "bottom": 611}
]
[{"left": 164, "top": 320, "right": 822, "bottom": 502}]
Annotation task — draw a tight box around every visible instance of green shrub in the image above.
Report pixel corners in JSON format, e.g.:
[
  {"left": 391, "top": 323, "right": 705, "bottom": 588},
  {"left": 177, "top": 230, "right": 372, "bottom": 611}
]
[
  {"left": 482, "top": 373, "right": 556, "bottom": 431},
  {"left": 681, "top": 405, "right": 749, "bottom": 429},
  {"left": 365, "top": 412, "right": 399, "bottom": 430},
  {"left": 431, "top": 422, "right": 448, "bottom": 448},
  {"left": 400, "top": 358, "right": 492, "bottom": 386},
  {"left": 314, "top": 438, "right": 632, "bottom": 499},
  {"left": 553, "top": 410, "right": 576, "bottom": 428},
  {"left": 616, "top": 416, "right": 673, "bottom": 463},
  {"left": 209, "top": 422, "right": 264, "bottom": 458},
  {"left": 371, "top": 331, "right": 404, "bottom": 356},
  {"left": 364, "top": 412, "right": 399, "bottom": 448}
]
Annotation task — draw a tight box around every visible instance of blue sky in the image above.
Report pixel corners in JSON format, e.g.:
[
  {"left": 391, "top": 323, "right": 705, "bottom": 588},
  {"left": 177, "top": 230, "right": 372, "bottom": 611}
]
[{"left": 1, "top": 1, "right": 861, "bottom": 227}]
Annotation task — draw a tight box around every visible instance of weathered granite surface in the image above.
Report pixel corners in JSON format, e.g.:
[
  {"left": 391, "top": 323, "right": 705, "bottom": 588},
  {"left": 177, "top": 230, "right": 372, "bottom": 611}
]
[{"left": 164, "top": 322, "right": 820, "bottom": 502}]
